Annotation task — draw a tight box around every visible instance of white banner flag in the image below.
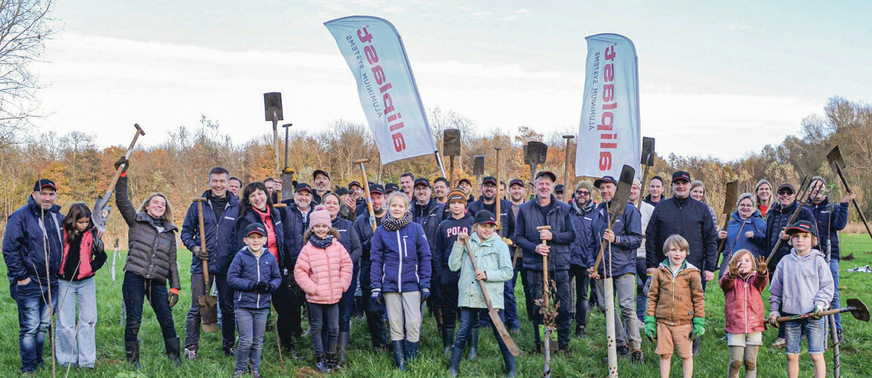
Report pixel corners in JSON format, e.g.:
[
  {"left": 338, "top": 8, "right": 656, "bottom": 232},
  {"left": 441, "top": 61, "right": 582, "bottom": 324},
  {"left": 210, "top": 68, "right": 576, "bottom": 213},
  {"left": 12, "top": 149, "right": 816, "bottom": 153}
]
[
  {"left": 575, "top": 33, "right": 641, "bottom": 178},
  {"left": 325, "top": 16, "right": 437, "bottom": 165}
]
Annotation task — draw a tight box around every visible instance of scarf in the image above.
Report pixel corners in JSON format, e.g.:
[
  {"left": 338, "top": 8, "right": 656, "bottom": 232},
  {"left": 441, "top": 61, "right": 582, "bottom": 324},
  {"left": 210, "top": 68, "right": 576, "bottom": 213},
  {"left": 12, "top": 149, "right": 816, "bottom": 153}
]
[
  {"left": 310, "top": 235, "right": 334, "bottom": 249},
  {"left": 382, "top": 211, "right": 413, "bottom": 231}
]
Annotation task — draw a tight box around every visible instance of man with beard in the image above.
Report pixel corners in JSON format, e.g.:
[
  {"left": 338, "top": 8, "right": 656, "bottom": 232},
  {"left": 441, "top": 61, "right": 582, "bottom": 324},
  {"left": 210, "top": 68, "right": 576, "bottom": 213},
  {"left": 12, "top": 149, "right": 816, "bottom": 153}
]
[
  {"left": 568, "top": 180, "right": 596, "bottom": 338},
  {"left": 353, "top": 184, "right": 392, "bottom": 351},
  {"left": 508, "top": 179, "right": 530, "bottom": 323},
  {"left": 554, "top": 185, "right": 566, "bottom": 203},
  {"left": 458, "top": 178, "right": 474, "bottom": 202},
  {"left": 411, "top": 177, "right": 447, "bottom": 332},
  {"left": 312, "top": 170, "right": 332, "bottom": 205}
]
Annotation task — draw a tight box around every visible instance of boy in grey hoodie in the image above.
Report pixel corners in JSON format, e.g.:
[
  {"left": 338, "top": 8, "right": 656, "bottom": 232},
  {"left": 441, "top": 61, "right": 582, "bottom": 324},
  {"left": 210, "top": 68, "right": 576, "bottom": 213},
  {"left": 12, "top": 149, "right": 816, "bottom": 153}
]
[{"left": 768, "top": 220, "right": 834, "bottom": 378}]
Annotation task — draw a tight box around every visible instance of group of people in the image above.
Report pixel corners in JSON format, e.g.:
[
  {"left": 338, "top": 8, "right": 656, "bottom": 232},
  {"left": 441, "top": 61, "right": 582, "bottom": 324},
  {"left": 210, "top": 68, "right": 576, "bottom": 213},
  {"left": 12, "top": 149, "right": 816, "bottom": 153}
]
[{"left": 1, "top": 154, "right": 853, "bottom": 378}]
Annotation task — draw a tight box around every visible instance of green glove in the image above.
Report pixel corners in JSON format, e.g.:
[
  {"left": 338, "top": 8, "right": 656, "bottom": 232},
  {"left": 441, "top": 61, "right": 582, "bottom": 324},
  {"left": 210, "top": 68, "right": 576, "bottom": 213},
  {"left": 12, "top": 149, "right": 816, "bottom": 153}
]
[
  {"left": 644, "top": 316, "right": 657, "bottom": 341},
  {"left": 691, "top": 317, "right": 705, "bottom": 340},
  {"left": 811, "top": 305, "right": 823, "bottom": 320}
]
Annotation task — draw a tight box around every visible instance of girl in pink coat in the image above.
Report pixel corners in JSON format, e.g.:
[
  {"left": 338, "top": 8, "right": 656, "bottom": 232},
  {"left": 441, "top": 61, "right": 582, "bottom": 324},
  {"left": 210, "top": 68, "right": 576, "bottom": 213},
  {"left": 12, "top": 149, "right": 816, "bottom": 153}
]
[
  {"left": 718, "top": 249, "right": 769, "bottom": 378},
  {"left": 294, "top": 205, "right": 353, "bottom": 372}
]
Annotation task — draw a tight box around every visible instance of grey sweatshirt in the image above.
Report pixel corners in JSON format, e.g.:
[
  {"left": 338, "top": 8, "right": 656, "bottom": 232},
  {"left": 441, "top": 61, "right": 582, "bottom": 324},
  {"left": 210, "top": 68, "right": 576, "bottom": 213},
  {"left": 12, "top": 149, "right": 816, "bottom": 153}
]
[{"left": 769, "top": 248, "right": 834, "bottom": 315}]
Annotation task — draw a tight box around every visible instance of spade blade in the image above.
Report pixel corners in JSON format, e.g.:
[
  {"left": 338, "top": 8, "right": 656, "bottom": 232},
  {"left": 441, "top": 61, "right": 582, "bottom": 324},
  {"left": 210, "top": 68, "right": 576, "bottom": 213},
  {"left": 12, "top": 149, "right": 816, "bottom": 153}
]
[
  {"left": 608, "top": 165, "right": 636, "bottom": 225},
  {"left": 473, "top": 155, "right": 486, "bottom": 176},
  {"left": 722, "top": 179, "right": 739, "bottom": 215}
]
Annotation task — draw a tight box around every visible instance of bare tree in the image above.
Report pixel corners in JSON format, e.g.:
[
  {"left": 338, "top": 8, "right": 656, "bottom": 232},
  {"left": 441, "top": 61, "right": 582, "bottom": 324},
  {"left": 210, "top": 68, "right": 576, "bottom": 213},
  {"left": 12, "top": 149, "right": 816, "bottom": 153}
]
[{"left": 0, "top": 0, "right": 54, "bottom": 147}]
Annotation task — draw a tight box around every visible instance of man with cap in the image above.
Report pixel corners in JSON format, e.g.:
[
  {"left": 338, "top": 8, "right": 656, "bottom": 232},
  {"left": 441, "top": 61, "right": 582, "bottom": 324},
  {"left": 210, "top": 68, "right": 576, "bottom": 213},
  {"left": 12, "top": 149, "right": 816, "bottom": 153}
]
[
  {"left": 3, "top": 179, "right": 65, "bottom": 374},
  {"left": 342, "top": 181, "right": 366, "bottom": 222},
  {"left": 588, "top": 176, "right": 644, "bottom": 363},
  {"left": 568, "top": 179, "right": 596, "bottom": 337},
  {"left": 765, "top": 181, "right": 817, "bottom": 349},
  {"left": 458, "top": 178, "right": 474, "bottom": 202},
  {"left": 645, "top": 171, "right": 717, "bottom": 355},
  {"left": 644, "top": 176, "right": 665, "bottom": 206},
  {"left": 352, "top": 184, "right": 391, "bottom": 351},
  {"left": 410, "top": 177, "right": 447, "bottom": 329},
  {"left": 385, "top": 183, "right": 399, "bottom": 195},
  {"left": 467, "top": 176, "right": 518, "bottom": 332},
  {"left": 629, "top": 178, "right": 656, "bottom": 323},
  {"left": 554, "top": 184, "right": 566, "bottom": 203},
  {"left": 312, "top": 170, "right": 332, "bottom": 205},
  {"left": 400, "top": 172, "right": 415, "bottom": 202},
  {"left": 180, "top": 167, "right": 240, "bottom": 358},
  {"left": 280, "top": 182, "right": 316, "bottom": 349},
  {"left": 432, "top": 189, "right": 475, "bottom": 355},
  {"left": 507, "top": 178, "right": 531, "bottom": 323},
  {"left": 513, "top": 171, "right": 575, "bottom": 355}
]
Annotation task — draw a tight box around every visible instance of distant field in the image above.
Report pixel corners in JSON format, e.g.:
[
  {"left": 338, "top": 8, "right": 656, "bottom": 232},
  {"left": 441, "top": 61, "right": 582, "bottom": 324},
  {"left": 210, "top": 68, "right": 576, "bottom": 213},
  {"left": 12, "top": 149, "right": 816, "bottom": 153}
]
[{"left": 1, "top": 234, "right": 871, "bottom": 377}]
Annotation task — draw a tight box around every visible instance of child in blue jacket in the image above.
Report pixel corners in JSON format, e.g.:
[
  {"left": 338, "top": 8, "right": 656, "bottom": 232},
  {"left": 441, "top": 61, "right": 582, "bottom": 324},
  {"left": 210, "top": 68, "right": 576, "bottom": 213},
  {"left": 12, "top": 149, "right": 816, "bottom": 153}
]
[{"left": 227, "top": 223, "right": 282, "bottom": 378}]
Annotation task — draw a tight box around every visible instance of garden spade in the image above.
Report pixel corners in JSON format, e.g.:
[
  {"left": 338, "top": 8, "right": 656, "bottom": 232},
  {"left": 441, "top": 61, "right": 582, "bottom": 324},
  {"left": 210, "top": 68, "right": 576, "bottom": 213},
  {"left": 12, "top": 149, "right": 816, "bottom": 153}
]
[
  {"left": 193, "top": 198, "right": 219, "bottom": 333},
  {"left": 524, "top": 141, "right": 548, "bottom": 190},
  {"left": 588, "top": 165, "right": 636, "bottom": 278},
  {"left": 776, "top": 298, "right": 869, "bottom": 323},
  {"left": 444, "top": 129, "right": 461, "bottom": 186},
  {"left": 715, "top": 179, "right": 739, "bottom": 267},
  {"left": 638, "top": 137, "right": 655, "bottom": 206},
  {"left": 472, "top": 155, "right": 485, "bottom": 198},
  {"left": 281, "top": 123, "right": 296, "bottom": 201},
  {"left": 826, "top": 146, "right": 872, "bottom": 240}
]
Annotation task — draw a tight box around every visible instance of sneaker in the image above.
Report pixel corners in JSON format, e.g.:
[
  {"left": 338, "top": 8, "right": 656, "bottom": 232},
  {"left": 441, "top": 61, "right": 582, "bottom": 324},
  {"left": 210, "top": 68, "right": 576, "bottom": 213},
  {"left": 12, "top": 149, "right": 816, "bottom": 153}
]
[
  {"left": 771, "top": 337, "right": 786, "bottom": 349},
  {"left": 631, "top": 350, "right": 644, "bottom": 364},
  {"left": 184, "top": 347, "right": 197, "bottom": 360},
  {"left": 251, "top": 371, "right": 262, "bottom": 378},
  {"left": 232, "top": 370, "right": 245, "bottom": 378},
  {"left": 837, "top": 329, "right": 845, "bottom": 343},
  {"left": 617, "top": 345, "right": 630, "bottom": 357}
]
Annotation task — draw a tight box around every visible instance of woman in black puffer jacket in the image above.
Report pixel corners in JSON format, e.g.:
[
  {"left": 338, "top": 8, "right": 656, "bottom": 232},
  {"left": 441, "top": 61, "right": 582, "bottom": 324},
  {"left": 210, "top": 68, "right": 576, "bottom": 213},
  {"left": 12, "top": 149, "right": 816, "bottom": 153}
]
[{"left": 114, "top": 157, "right": 181, "bottom": 366}]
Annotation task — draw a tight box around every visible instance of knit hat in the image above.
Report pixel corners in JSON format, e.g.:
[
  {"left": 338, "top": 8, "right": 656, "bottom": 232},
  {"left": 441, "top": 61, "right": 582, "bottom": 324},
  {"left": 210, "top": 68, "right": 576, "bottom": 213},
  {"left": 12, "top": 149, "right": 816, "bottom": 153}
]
[
  {"left": 447, "top": 189, "right": 468, "bottom": 206},
  {"left": 308, "top": 205, "right": 332, "bottom": 230},
  {"left": 575, "top": 180, "right": 594, "bottom": 194}
]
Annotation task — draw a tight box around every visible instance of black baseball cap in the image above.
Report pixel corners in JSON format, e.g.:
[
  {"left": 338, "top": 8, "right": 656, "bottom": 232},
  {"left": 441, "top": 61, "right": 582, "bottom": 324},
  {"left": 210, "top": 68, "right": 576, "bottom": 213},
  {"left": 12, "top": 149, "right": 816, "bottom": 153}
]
[
  {"left": 672, "top": 171, "right": 691, "bottom": 183},
  {"left": 777, "top": 182, "right": 796, "bottom": 194},
  {"left": 385, "top": 183, "right": 399, "bottom": 193},
  {"left": 245, "top": 223, "right": 267, "bottom": 237},
  {"left": 594, "top": 176, "right": 618, "bottom": 188},
  {"left": 554, "top": 184, "right": 565, "bottom": 193},
  {"left": 482, "top": 176, "right": 497, "bottom": 186},
  {"left": 414, "top": 177, "right": 431, "bottom": 188},
  {"left": 535, "top": 171, "right": 557, "bottom": 182},
  {"left": 458, "top": 178, "right": 472, "bottom": 186},
  {"left": 473, "top": 210, "right": 497, "bottom": 225},
  {"left": 348, "top": 181, "right": 361, "bottom": 189},
  {"left": 509, "top": 179, "right": 524, "bottom": 188},
  {"left": 313, "top": 169, "right": 330, "bottom": 180},
  {"left": 369, "top": 184, "right": 385, "bottom": 195},
  {"left": 786, "top": 220, "right": 817, "bottom": 238},
  {"left": 295, "top": 183, "right": 312, "bottom": 193},
  {"left": 33, "top": 179, "right": 56, "bottom": 192}
]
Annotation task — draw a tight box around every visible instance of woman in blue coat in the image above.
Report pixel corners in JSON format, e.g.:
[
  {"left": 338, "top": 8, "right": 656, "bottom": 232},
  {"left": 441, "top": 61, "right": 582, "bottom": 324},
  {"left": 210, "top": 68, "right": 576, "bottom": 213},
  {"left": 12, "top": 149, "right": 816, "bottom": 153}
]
[
  {"left": 717, "top": 193, "right": 767, "bottom": 275},
  {"left": 370, "top": 191, "right": 432, "bottom": 370}
]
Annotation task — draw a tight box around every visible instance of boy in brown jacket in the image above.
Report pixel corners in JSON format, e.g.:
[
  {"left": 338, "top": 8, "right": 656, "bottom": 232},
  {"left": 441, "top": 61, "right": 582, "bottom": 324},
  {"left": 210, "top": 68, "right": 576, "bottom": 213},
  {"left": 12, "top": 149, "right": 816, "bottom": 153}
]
[{"left": 644, "top": 235, "right": 705, "bottom": 378}]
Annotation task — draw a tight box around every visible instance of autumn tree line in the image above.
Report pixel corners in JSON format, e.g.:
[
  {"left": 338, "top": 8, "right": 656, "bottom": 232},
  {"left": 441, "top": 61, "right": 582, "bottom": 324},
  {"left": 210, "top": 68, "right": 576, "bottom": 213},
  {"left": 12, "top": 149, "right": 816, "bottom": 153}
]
[{"left": 2, "top": 97, "right": 870, "bottom": 245}]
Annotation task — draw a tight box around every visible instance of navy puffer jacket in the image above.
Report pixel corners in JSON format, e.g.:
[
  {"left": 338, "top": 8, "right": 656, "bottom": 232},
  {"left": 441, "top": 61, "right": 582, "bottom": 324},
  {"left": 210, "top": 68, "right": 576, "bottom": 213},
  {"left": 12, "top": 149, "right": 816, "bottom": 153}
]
[
  {"left": 765, "top": 200, "right": 816, "bottom": 269},
  {"left": 645, "top": 196, "right": 717, "bottom": 272},
  {"left": 227, "top": 247, "right": 283, "bottom": 309},
  {"left": 2, "top": 196, "right": 65, "bottom": 286},
  {"left": 180, "top": 191, "right": 240, "bottom": 274},
  {"left": 370, "top": 220, "right": 432, "bottom": 293},
  {"left": 569, "top": 200, "right": 596, "bottom": 268}
]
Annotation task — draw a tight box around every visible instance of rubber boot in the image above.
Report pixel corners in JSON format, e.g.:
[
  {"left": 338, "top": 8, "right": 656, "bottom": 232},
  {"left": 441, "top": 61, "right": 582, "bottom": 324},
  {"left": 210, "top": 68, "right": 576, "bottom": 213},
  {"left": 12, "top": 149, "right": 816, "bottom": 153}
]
[
  {"left": 315, "top": 354, "right": 332, "bottom": 373},
  {"left": 337, "top": 331, "right": 350, "bottom": 363},
  {"left": 692, "top": 338, "right": 700, "bottom": 356},
  {"left": 391, "top": 340, "right": 405, "bottom": 371},
  {"left": 466, "top": 327, "right": 479, "bottom": 360},
  {"left": 164, "top": 336, "right": 181, "bottom": 365},
  {"left": 404, "top": 340, "right": 419, "bottom": 363},
  {"left": 502, "top": 343, "right": 517, "bottom": 378},
  {"left": 449, "top": 346, "right": 464, "bottom": 378},
  {"left": 443, "top": 327, "right": 455, "bottom": 356},
  {"left": 125, "top": 340, "right": 140, "bottom": 368}
]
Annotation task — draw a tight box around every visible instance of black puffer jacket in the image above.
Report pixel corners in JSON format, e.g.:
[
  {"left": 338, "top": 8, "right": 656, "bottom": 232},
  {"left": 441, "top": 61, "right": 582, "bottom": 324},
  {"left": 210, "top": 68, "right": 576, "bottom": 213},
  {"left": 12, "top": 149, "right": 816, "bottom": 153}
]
[
  {"left": 645, "top": 196, "right": 717, "bottom": 272},
  {"left": 116, "top": 176, "right": 180, "bottom": 289},
  {"left": 765, "top": 200, "right": 816, "bottom": 269}
]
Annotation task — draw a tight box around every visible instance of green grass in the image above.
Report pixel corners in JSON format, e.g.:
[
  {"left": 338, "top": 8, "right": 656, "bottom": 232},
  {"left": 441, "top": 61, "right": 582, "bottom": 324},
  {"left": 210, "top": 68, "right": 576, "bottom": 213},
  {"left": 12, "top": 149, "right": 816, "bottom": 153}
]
[{"left": 2, "top": 234, "right": 872, "bottom": 377}]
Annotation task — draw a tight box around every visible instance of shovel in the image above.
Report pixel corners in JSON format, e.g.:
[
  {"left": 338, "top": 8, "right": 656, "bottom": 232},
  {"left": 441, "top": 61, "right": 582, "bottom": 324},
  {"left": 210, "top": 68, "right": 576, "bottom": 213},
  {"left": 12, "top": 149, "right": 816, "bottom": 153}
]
[
  {"left": 638, "top": 137, "right": 655, "bottom": 206},
  {"left": 776, "top": 298, "right": 869, "bottom": 323},
  {"left": 93, "top": 124, "right": 146, "bottom": 232},
  {"left": 524, "top": 141, "right": 548, "bottom": 191},
  {"left": 193, "top": 198, "right": 219, "bottom": 333},
  {"left": 714, "top": 179, "right": 739, "bottom": 269},
  {"left": 472, "top": 155, "right": 485, "bottom": 199},
  {"left": 588, "top": 165, "right": 636, "bottom": 279},
  {"left": 281, "top": 123, "right": 296, "bottom": 201},
  {"left": 826, "top": 146, "right": 872, "bottom": 240},
  {"left": 444, "top": 129, "right": 461, "bottom": 187}
]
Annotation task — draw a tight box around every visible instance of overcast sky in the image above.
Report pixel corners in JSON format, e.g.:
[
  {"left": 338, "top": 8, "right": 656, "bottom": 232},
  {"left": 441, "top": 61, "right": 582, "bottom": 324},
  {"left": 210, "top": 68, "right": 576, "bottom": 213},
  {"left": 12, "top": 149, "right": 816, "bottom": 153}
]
[{"left": 30, "top": 0, "right": 871, "bottom": 161}]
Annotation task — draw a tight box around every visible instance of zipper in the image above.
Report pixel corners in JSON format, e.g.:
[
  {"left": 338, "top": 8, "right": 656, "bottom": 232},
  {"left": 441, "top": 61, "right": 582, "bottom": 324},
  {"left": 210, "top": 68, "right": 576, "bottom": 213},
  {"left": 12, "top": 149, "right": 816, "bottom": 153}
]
[
  {"left": 743, "top": 277, "right": 749, "bottom": 334},
  {"left": 256, "top": 251, "right": 262, "bottom": 308},
  {"left": 326, "top": 246, "right": 335, "bottom": 302},
  {"left": 396, "top": 230, "right": 403, "bottom": 293},
  {"left": 670, "top": 269, "right": 675, "bottom": 324}
]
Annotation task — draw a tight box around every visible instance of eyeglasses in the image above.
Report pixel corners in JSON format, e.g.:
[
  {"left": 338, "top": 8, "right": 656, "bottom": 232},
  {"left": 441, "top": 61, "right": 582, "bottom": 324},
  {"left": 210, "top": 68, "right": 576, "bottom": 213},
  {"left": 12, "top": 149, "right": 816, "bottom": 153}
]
[
  {"left": 738, "top": 204, "right": 755, "bottom": 208},
  {"left": 777, "top": 191, "right": 794, "bottom": 196},
  {"left": 576, "top": 190, "right": 590, "bottom": 196}
]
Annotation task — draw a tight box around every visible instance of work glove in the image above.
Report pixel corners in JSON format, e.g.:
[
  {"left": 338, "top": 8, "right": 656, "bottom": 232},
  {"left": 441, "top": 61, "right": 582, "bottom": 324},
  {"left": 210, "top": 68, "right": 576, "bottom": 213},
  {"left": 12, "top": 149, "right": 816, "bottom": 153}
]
[
  {"left": 691, "top": 317, "right": 705, "bottom": 341},
  {"left": 168, "top": 288, "right": 179, "bottom": 308},
  {"left": 371, "top": 289, "right": 382, "bottom": 305},
  {"left": 114, "top": 157, "right": 129, "bottom": 173},
  {"left": 191, "top": 246, "right": 209, "bottom": 261},
  {"left": 253, "top": 281, "right": 269, "bottom": 293},
  {"left": 644, "top": 315, "right": 657, "bottom": 341},
  {"left": 768, "top": 311, "right": 780, "bottom": 329},
  {"left": 811, "top": 305, "right": 823, "bottom": 320},
  {"left": 421, "top": 288, "right": 430, "bottom": 304},
  {"left": 756, "top": 256, "right": 768, "bottom": 276}
]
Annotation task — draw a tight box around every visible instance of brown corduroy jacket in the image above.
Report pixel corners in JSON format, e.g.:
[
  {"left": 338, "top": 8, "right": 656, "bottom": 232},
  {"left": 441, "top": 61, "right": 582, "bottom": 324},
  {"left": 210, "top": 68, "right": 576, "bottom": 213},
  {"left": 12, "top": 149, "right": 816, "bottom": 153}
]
[{"left": 645, "top": 260, "right": 705, "bottom": 325}]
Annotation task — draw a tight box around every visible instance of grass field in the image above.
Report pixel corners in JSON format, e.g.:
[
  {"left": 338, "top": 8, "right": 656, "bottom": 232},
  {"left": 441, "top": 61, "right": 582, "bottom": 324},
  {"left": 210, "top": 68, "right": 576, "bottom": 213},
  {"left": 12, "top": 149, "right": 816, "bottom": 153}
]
[{"left": 2, "top": 234, "right": 871, "bottom": 377}]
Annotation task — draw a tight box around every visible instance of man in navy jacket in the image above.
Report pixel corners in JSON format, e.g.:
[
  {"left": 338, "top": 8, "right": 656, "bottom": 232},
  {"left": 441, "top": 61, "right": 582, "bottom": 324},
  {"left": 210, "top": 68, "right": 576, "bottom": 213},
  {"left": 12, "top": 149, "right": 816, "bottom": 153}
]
[
  {"left": 181, "top": 167, "right": 240, "bottom": 358},
  {"left": 513, "top": 171, "right": 575, "bottom": 355}
]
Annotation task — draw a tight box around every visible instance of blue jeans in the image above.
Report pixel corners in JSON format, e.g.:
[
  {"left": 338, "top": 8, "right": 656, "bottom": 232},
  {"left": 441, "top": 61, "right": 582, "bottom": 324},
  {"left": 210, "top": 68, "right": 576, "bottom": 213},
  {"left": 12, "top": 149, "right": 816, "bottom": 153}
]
[
  {"left": 308, "top": 302, "right": 339, "bottom": 355},
  {"left": 56, "top": 277, "right": 97, "bottom": 368},
  {"left": 635, "top": 257, "right": 648, "bottom": 321},
  {"left": 337, "top": 267, "right": 359, "bottom": 333},
  {"left": 527, "top": 269, "right": 571, "bottom": 349},
  {"left": 12, "top": 278, "right": 57, "bottom": 373},
  {"left": 830, "top": 258, "right": 842, "bottom": 332},
  {"left": 360, "top": 258, "right": 390, "bottom": 348},
  {"left": 570, "top": 264, "right": 590, "bottom": 327},
  {"left": 783, "top": 316, "right": 826, "bottom": 355},
  {"left": 185, "top": 273, "right": 237, "bottom": 352},
  {"left": 235, "top": 307, "right": 268, "bottom": 373},
  {"left": 454, "top": 308, "right": 515, "bottom": 371},
  {"left": 503, "top": 277, "right": 520, "bottom": 330},
  {"left": 122, "top": 271, "right": 177, "bottom": 342}
]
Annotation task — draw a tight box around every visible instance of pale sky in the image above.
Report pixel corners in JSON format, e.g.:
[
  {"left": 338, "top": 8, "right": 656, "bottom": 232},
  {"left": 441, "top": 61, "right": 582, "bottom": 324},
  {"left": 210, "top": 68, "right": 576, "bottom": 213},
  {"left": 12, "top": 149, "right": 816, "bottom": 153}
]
[{"left": 30, "top": 0, "right": 871, "bottom": 161}]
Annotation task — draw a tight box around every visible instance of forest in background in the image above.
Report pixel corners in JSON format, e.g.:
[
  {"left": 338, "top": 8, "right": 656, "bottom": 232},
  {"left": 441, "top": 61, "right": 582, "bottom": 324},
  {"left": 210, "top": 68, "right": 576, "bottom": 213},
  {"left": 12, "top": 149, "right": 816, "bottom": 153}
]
[{"left": 1, "top": 96, "right": 870, "bottom": 245}]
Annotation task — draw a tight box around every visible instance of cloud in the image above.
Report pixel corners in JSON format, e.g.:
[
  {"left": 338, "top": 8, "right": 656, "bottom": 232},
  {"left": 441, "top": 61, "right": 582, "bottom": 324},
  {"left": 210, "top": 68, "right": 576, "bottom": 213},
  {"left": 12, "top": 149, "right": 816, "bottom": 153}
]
[
  {"left": 513, "top": 9, "right": 529, "bottom": 14},
  {"left": 472, "top": 11, "right": 492, "bottom": 16},
  {"left": 457, "top": 6, "right": 470, "bottom": 11},
  {"left": 502, "top": 15, "right": 518, "bottom": 22}
]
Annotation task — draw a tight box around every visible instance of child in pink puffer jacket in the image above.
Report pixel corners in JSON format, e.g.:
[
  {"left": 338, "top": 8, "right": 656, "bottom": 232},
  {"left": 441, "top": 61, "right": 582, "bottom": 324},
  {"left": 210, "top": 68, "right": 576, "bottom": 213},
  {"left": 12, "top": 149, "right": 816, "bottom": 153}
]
[
  {"left": 294, "top": 205, "right": 353, "bottom": 372},
  {"left": 719, "top": 249, "right": 769, "bottom": 378}
]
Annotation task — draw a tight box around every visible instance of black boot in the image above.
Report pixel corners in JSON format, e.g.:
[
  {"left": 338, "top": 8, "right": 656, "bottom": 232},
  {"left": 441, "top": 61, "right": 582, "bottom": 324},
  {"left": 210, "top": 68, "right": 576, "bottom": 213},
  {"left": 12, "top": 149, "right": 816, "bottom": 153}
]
[
  {"left": 125, "top": 340, "right": 140, "bottom": 368},
  {"left": 315, "top": 354, "right": 332, "bottom": 373},
  {"left": 164, "top": 336, "right": 181, "bottom": 365},
  {"left": 443, "top": 327, "right": 456, "bottom": 356},
  {"left": 692, "top": 338, "right": 700, "bottom": 356},
  {"left": 466, "top": 327, "right": 479, "bottom": 360},
  {"left": 337, "top": 331, "right": 350, "bottom": 363},
  {"left": 449, "top": 346, "right": 463, "bottom": 378},
  {"left": 501, "top": 342, "right": 517, "bottom": 378},
  {"left": 391, "top": 340, "right": 405, "bottom": 371},
  {"left": 404, "top": 340, "right": 419, "bottom": 363},
  {"left": 327, "top": 352, "right": 342, "bottom": 370}
]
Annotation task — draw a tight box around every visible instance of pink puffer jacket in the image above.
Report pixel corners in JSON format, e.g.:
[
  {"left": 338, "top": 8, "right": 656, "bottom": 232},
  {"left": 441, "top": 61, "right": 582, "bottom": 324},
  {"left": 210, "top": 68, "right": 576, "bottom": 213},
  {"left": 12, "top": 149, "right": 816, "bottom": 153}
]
[
  {"left": 294, "top": 239, "right": 353, "bottom": 304},
  {"left": 719, "top": 271, "right": 769, "bottom": 334}
]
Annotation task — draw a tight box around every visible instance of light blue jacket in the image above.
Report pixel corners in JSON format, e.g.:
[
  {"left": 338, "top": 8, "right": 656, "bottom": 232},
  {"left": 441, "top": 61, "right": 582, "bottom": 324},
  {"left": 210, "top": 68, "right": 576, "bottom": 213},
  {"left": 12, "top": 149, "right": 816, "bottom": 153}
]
[
  {"left": 449, "top": 233, "right": 513, "bottom": 309},
  {"left": 769, "top": 248, "right": 834, "bottom": 315}
]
